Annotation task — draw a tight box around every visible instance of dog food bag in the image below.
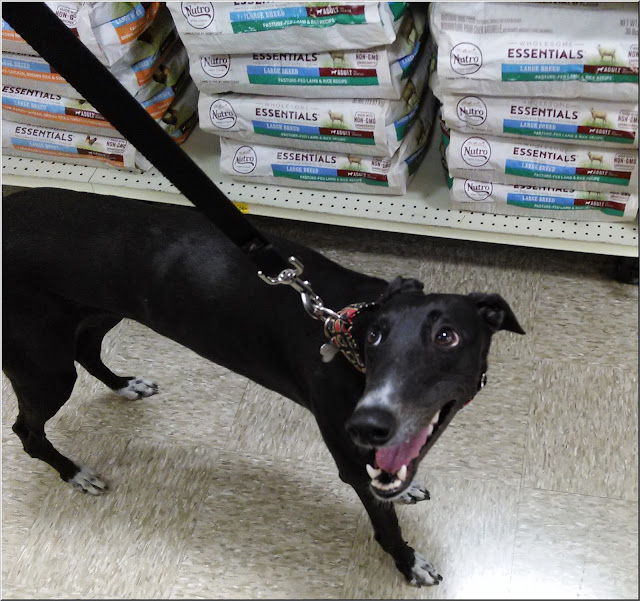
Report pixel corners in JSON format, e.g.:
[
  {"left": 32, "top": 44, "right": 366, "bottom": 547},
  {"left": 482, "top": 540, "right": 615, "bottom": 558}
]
[
  {"left": 2, "top": 17, "right": 38, "bottom": 55},
  {"left": 158, "top": 80, "right": 200, "bottom": 145},
  {"left": 2, "top": 38, "right": 190, "bottom": 127},
  {"left": 1, "top": 75, "right": 193, "bottom": 134},
  {"left": 441, "top": 94, "right": 639, "bottom": 149},
  {"left": 3, "top": 5, "right": 177, "bottom": 90},
  {"left": 168, "top": 2, "right": 408, "bottom": 55},
  {"left": 218, "top": 90, "right": 437, "bottom": 195},
  {"left": 445, "top": 129, "right": 638, "bottom": 193},
  {"left": 2, "top": 3, "right": 162, "bottom": 67},
  {"left": 198, "top": 41, "right": 430, "bottom": 157},
  {"left": 189, "top": 22, "right": 427, "bottom": 100},
  {"left": 106, "top": 6, "right": 179, "bottom": 88},
  {"left": 1, "top": 42, "right": 177, "bottom": 102},
  {"left": 449, "top": 178, "right": 638, "bottom": 222},
  {"left": 135, "top": 44, "right": 191, "bottom": 116},
  {"left": 2, "top": 3, "right": 81, "bottom": 56},
  {"left": 1, "top": 120, "right": 152, "bottom": 171},
  {"left": 2, "top": 85, "right": 115, "bottom": 133},
  {"left": 76, "top": 2, "right": 162, "bottom": 67},
  {"left": 2, "top": 6, "right": 177, "bottom": 98},
  {"left": 429, "top": 2, "right": 638, "bottom": 101},
  {"left": 2, "top": 53, "right": 85, "bottom": 100}
]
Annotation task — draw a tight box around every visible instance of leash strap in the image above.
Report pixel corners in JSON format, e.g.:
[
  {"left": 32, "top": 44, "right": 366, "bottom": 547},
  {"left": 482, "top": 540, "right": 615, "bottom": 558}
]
[{"left": 2, "top": 2, "right": 291, "bottom": 279}]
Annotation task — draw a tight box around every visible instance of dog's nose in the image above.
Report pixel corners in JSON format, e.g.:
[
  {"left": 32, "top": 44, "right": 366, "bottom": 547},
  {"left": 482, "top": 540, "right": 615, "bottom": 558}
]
[{"left": 346, "top": 408, "right": 397, "bottom": 447}]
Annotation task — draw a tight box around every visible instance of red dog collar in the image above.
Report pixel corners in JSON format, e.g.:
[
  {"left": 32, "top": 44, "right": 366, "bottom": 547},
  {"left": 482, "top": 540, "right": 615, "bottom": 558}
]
[{"left": 322, "top": 302, "right": 376, "bottom": 373}]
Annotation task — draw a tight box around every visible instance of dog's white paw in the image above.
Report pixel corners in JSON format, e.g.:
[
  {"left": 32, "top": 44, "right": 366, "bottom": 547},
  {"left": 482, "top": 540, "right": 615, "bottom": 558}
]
[
  {"left": 69, "top": 466, "right": 109, "bottom": 495},
  {"left": 117, "top": 376, "right": 158, "bottom": 400},
  {"left": 394, "top": 481, "right": 430, "bottom": 504},
  {"left": 408, "top": 552, "right": 442, "bottom": 587}
]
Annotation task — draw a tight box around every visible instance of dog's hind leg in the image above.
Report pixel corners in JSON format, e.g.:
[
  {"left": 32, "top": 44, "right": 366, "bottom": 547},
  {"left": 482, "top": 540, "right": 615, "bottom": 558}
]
[
  {"left": 4, "top": 365, "right": 108, "bottom": 495},
  {"left": 3, "top": 295, "right": 108, "bottom": 494},
  {"left": 75, "top": 316, "right": 158, "bottom": 400}
]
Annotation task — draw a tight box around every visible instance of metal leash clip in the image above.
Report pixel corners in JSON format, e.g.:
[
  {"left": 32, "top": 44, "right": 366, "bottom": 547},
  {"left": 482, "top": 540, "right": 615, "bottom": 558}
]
[{"left": 258, "top": 256, "right": 340, "bottom": 322}]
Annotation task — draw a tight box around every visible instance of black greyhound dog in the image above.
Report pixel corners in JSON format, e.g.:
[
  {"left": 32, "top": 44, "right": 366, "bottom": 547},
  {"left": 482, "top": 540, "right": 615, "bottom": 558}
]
[{"left": 3, "top": 187, "right": 524, "bottom": 586}]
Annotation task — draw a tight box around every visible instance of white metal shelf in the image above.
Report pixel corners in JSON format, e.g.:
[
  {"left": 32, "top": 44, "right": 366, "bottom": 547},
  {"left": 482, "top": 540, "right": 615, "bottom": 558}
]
[{"left": 3, "top": 127, "right": 637, "bottom": 257}]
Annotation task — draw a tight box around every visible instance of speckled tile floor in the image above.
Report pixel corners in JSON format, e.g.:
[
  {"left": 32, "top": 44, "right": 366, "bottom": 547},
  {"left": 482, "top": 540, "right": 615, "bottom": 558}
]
[{"left": 2, "top": 189, "right": 638, "bottom": 599}]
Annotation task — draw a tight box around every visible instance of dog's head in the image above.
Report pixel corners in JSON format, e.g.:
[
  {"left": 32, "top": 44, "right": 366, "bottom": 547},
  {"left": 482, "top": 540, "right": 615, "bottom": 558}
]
[{"left": 346, "top": 277, "right": 524, "bottom": 500}]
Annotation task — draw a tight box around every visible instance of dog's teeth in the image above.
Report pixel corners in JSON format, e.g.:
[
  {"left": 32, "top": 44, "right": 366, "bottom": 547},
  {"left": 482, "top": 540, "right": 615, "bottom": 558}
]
[
  {"left": 397, "top": 465, "right": 408, "bottom": 482},
  {"left": 426, "top": 423, "right": 434, "bottom": 438},
  {"left": 366, "top": 464, "right": 382, "bottom": 480},
  {"left": 430, "top": 411, "right": 440, "bottom": 425},
  {"left": 371, "top": 478, "right": 403, "bottom": 491}
]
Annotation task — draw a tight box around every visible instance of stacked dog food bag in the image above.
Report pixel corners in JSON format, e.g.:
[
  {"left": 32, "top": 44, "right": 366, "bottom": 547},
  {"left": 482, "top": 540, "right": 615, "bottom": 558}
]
[
  {"left": 169, "top": 2, "right": 437, "bottom": 195},
  {"left": 2, "top": 2, "right": 199, "bottom": 172},
  {"left": 430, "top": 2, "right": 638, "bottom": 222}
]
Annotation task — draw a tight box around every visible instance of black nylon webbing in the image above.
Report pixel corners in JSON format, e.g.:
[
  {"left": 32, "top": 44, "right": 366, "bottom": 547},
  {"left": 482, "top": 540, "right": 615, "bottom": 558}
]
[{"left": 2, "top": 2, "right": 291, "bottom": 278}]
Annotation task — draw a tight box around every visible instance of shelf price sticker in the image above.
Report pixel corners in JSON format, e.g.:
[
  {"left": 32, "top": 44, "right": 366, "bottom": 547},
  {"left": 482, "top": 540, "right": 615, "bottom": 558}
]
[{"left": 233, "top": 201, "right": 249, "bottom": 214}]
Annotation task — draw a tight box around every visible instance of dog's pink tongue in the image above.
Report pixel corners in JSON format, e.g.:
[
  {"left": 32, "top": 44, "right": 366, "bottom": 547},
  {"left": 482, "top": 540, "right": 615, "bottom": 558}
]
[{"left": 375, "top": 426, "right": 430, "bottom": 474}]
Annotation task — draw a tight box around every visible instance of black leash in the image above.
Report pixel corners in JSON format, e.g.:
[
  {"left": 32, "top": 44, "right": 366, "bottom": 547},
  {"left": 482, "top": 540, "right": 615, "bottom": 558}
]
[{"left": 3, "top": 2, "right": 340, "bottom": 322}]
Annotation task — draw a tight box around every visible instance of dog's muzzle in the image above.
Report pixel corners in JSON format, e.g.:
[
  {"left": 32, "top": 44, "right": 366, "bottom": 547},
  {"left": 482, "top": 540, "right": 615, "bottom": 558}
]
[{"left": 350, "top": 373, "right": 488, "bottom": 498}]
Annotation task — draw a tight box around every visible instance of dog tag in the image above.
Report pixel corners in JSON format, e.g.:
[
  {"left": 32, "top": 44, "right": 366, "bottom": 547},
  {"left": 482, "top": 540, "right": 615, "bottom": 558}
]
[{"left": 320, "top": 342, "right": 339, "bottom": 363}]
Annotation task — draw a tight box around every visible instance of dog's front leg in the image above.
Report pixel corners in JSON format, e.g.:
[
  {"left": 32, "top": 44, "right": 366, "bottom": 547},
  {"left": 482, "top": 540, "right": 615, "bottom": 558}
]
[
  {"left": 347, "top": 479, "right": 443, "bottom": 587},
  {"left": 393, "top": 481, "right": 431, "bottom": 505},
  {"left": 311, "top": 381, "right": 441, "bottom": 586}
]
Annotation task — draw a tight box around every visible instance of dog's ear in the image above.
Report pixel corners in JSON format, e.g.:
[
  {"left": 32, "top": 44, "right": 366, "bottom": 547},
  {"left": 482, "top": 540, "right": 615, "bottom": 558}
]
[
  {"left": 468, "top": 293, "right": 526, "bottom": 335},
  {"left": 378, "top": 276, "right": 425, "bottom": 303}
]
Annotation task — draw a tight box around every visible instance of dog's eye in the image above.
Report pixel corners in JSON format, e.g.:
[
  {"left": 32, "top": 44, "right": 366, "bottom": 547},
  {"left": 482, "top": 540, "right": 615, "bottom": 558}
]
[
  {"left": 367, "top": 329, "right": 382, "bottom": 346},
  {"left": 434, "top": 329, "right": 459, "bottom": 347}
]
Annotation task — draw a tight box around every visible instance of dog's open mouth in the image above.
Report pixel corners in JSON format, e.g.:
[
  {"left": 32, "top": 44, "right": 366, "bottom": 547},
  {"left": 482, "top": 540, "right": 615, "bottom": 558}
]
[{"left": 366, "top": 400, "right": 456, "bottom": 498}]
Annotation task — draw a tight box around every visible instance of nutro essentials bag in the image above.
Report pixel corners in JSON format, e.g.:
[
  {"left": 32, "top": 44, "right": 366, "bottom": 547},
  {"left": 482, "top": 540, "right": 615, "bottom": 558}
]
[
  {"left": 168, "top": 2, "right": 409, "bottom": 55},
  {"left": 444, "top": 128, "right": 638, "bottom": 193},
  {"left": 440, "top": 94, "right": 638, "bottom": 149},
  {"left": 429, "top": 2, "right": 638, "bottom": 101}
]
